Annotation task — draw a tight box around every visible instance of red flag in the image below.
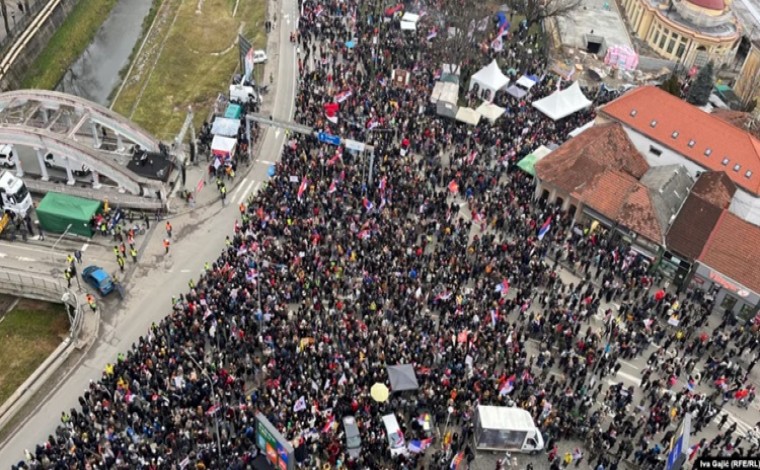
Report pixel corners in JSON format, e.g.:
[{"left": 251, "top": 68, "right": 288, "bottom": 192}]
[
  {"left": 297, "top": 177, "right": 308, "bottom": 201},
  {"left": 324, "top": 102, "right": 339, "bottom": 124}
]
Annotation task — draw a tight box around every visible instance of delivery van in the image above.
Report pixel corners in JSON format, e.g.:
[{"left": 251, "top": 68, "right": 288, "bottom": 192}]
[
  {"left": 0, "top": 144, "right": 16, "bottom": 168},
  {"left": 473, "top": 406, "right": 544, "bottom": 454},
  {"left": 381, "top": 414, "right": 408, "bottom": 457},
  {"left": 44, "top": 153, "right": 91, "bottom": 176}
]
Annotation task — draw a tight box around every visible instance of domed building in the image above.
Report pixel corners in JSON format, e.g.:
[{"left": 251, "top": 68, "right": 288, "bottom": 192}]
[{"left": 621, "top": 0, "right": 741, "bottom": 68}]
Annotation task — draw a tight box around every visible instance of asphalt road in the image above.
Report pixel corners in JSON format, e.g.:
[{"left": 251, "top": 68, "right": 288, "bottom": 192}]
[{"left": 0, "top": 0, "right": 299, "bottom": 460}]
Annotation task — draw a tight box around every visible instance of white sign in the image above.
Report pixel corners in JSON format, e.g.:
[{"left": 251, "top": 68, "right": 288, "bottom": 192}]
[{"left": 344, "top": 139, "right": 365, "bottom": 152}]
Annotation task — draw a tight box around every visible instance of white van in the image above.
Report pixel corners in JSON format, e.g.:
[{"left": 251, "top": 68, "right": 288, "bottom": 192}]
[
  {"left": 0, "top": 145, "right": 16, "bottom": 168},
  {"left": 229, "top": 84, "right": 257, "bottom": 104},
  {"left": 44, "top": 153, "right": 91, "bottom": 176},
  {"left": 473, "top": 406, "right": 544, "bottom": 454},
  {"left": 381, "top": 414, "right": 408, "bottom": 457}
]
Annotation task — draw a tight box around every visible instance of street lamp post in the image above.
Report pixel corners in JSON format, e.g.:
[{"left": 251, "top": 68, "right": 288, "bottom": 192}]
[{"left": 183, "top": 347, "right": 223, "bottom": 463}]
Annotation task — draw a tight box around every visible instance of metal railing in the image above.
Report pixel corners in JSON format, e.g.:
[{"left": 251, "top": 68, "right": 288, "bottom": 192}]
[
  {"left": 0, "top": 269, "right": 84, "bottom": 339},
  {"left": 0, "top": 0, "right": 49, "bottom": 58}
]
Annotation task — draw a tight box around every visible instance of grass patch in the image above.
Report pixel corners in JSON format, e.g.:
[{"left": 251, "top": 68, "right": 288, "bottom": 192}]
[
  {"left": 0, "top": 299, "right": 68, "bottom": 405},
  {"left": 22, "top": 0, "right": 120, "bottom": 90},
  {"left": 112, "top": 0, "right": 267, "bottom": 139}
]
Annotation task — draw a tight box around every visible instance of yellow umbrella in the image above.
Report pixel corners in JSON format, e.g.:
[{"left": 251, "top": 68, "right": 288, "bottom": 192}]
[{"left": 371, "top": 383, "right": 390, "bottom": 402}]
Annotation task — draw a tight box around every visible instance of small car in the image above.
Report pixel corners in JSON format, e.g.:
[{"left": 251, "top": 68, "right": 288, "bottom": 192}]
[
  {"left": 82, "top": 265, "right": 114, "bottom": 296},
  {"left": 343, "top": 416, "right": 362, "bottom": 459},
  {"left": 252, "top": 50, "right": 268, "bottom": 64}
]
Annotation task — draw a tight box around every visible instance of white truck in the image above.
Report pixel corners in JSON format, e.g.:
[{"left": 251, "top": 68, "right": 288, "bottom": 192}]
[
  {"left": 0, "top": 144, "right": 17, "bottom": 168},
  {"left": 44, "top": 153, "right": 91, "bottom": 176},
  {"left": 473, "top": 406, "right": 544, "bottom": 454},
  {"left": 0, "top": 170, "right": 33, "bottom": 217}
]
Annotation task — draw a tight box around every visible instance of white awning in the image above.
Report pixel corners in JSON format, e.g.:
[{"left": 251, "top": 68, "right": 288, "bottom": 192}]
[
  {"left": 475, "top": 102, "right": 506, "bottom": 123},
  {"left": 211, "top": 135, "right": 237, "bottom": 156},
  {"left": 516, "top": 75, "right": 537, "bottom": 90},
  {"left": 430, "top": 81, "right": 459, "bottom": 105},
  {"left": 532, "top": 82, "right": 592, "bottom": 121},
  {"left": 211, "top": 118, "right": 240, "bottom": 137},
  {"left": 455, "top": 107, "right": 481, "bottom": 126},
  {"left": 401, "top": 12, "right": 420, "bottom": 23}
]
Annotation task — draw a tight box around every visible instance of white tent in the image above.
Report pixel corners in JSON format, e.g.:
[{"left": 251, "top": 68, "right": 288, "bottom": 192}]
[
  {"left": 211, "top": 135, "right": 237, "bottom": 157},
  {"left": 456, "top": 107, "right": 481, "bottom": 126},
  {"left": 431, "top": 81, "right": 459, "bottom": 105},
  {"left": 516, "top": 75, "right": 537, "bottom": 90},
  {"left": 211, "top": 117, "right": 240, "bottom": 137},
  {"left": 475, "top": 102, "right": 506, "bottom": 123},
  {"left": 469, "top": 60, "right": 509, "bottom": 102},
  {"left": 532, "top": 82, "right": 592, "bottom": 121}
]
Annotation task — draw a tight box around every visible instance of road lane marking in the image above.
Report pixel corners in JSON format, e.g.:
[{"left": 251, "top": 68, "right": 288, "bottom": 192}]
[
  {"left": 17, "top": 256, "right": 36, "bottom": 262},
  {"left": 237, "top": 179, "right": 256, "bottom": 205},
  {"left": 81, "top": 243, "right": 89, "bottom": 251},
  {"left": 180, "top": 269, "right": 191, "bottom": 273},
  {"left": 609, "top": 371, "right": 641, "bottom": 386},
  {"left": 0, "top": 252, "right": 6, "bottom": 258},
  {"left": 618, "top": 360, "right": 640, "bottom": 370},
  {"left": 232, "top": 177, "right": 249, "bottom": 199},
  {"left": 259, "top": 160, "right": 275, "bottom": 165},
  {"left": 0, "top": 242, "right": 67, "bottom": 258}
]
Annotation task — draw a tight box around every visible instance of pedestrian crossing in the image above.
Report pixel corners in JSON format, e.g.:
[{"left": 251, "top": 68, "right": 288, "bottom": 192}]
[
  {"left": 713, "top": 411, "right": 754, "bottom": 438},
  {"left": 232, "top": 178, "right": 259, "bottom": 205}
]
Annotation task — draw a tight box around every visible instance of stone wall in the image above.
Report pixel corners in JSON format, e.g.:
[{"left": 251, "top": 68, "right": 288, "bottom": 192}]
[{"left": 0, "top": 0, "right": 80, "bottom": 92}]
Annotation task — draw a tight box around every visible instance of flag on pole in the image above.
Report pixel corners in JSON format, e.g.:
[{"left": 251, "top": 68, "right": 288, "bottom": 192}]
[
  {"left": 537, "top": 216, "right": 552, "bottom": 240},
  {"left": 499, "top": 374, "right": 516, "bottom": 396},
  {"left": 495, "top": 278, "right": 510, "bottom": 294},
  {"left": 328, "top": 180, "right": 337, "bottom": 194},
  {"left": 297, "top": 177, "right": 309, "bottom": 201},
  {"left": 490, "top": 309, "right": 498, "bottom": 327},
  {"left": 321, "top": 415, "right": 335, "bottom": 433},
  {"left": 335, "top": 90, "right": 352, "bottom": 103},
  {"left": 244, "top": 47, "right": 254, "bottom": 82},
  {"left": 324, "top": 102, "right": 339, "bottom": 124},
  {"left": 466, "top": 150, "right": 478, "bottom": 165},
  {"left": 450, "top": 451, "right": 465, "bottom": 469},
  {"left": 362, "top": 197, "right": 374, "bottom": 211},
  {"left": 293, "top": 396, "right": 307, "bottom": 412}
]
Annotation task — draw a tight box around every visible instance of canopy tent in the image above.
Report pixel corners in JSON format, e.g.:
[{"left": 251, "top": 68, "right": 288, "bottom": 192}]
[
  {"left": 440, "top": 63, "right": 461, "bottom": 84},
  {"left": 475, "top": 102, "right": 506, "bottom": 123},
  {"left": 516, "top": 145, "right": 553, "bottom": 176},
  {"left": 604, "top": 45, "right": 639, "bottom": 71},
  {"left": 386, "top": 364, "right": 419, "bottom": 391},
  {"left": 455, "top": 107, "right": 481, "bottom": 126},
  {"left": 516, "top": 75, "right": 537, "bottom": 90},
  {"left": 568, "top": 120, "right": 594, "bottom": 138},
  {"left": 505, "top": 85, "right": 528, "bottom": 99},
  {"left": 36, "top": 193, "right": 101, "bottom": 237},
  {"left": 469, "top": 60, "right": 509, "bottom": 102},
  {"left": 532, "top": 82, "right": 592, "bottom": 121},
  {"left": 211, "top": 135, "right": 237, "bottom": 158},
  {"left": 430, "top": 81, "right": 459, "bottom": 105},
  {"left": 224, "top": 104, "right": 242, "bottom": 119},
  {"left": 211, "top": 117, "right": 241, "bottom": 137}
]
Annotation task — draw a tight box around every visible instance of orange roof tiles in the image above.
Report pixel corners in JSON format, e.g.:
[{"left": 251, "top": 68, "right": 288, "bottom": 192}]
[
  {"left": 699, "top": 211, "right": 760, "bottom": 294},
  {"left": 690, "top": 171, "right": 736, "bottom": 209},
  {"left": 534, "top": 122, "right": 649, "bottom": 194},
  {"left": 600, "top": 86, "right": 760, "bottom": 195}
]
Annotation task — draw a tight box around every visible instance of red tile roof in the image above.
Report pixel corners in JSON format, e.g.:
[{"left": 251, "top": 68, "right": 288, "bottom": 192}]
[
  {"left": 666, "top": 194, "right": 724, "bottom": 259},
  {"left": 690, "top": 171, "right": 736, "bottom": 209},
  {"left": 534, "top": 122, "right": 649, "bottom": 194},
  {"left": 571, "top": 170, "right": 664, "bottom": 244},
  {"left": 600, "top": 86, "right": 760, "bottom": 195},
  {"left": 699, "top": 211, "right": 760, "bottom": 294}
]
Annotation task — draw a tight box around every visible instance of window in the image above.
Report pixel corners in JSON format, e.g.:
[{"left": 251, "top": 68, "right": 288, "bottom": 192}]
[
  {"left": 721, "top": 157, "right": 729, "bottom": 166},
  {"left": 649, "top": 146, "right": 662, "bottom": 157},
  {"left": 666, "top": 38, "right": 676, "bottom": 54},
  {"left": 704, "top": 148, "right": 712, "bottom": 156},
  {"left": 688, "top": 139, "right": 695, "bottom": 147},
  {"left": 671, "top": 131, "right": 679, "bottom": 138},
  {"left": 650, "top": 120, "right": 658, "bottom": 127},
  {"left": 659, "top": 34, "right": 667, "bottom": 49},
  {"left": 746, "top": 170, "right": 753, "bottom": 179},
  {"left": 676, "top": 43, "right": 686, "bottom": 58},
  {"left": 630, "top": 109, "right": 637, "bottom": 117},
  {"left": 733, "top": 164, "right": 741, "bottom": 172}
]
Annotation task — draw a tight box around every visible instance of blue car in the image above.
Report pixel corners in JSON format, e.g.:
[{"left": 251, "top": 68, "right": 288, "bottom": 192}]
[{"left": 82, "top": 265, "right": 114, "bottom": 296}]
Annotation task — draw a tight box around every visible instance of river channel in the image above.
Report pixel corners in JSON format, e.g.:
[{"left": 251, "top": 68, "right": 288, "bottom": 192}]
[{"left": 57, "top": 0, "right": 154, "bottom": 106}]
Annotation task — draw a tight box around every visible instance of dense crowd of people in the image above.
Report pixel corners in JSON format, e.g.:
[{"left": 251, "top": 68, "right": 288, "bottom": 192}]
[{"left": 12, "top": 0, "right": 760, "bottom": 469}]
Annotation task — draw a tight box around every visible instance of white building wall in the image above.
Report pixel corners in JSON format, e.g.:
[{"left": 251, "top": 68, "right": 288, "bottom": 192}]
[
  {"left": 621, "top": 127, "right": 706, "bottom": 177},
  {"left": 729, "top": 189, "right": 760, "bottom": 227}
]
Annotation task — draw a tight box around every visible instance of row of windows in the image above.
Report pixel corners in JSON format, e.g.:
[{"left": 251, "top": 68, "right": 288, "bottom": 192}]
[{"left": 647, "top": 144, "right": 754, "bottom": 179}]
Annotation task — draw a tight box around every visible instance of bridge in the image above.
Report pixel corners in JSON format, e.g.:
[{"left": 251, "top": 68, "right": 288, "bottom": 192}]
[{"left": 0, "top": 90, "right": 171, "bottom": 206}]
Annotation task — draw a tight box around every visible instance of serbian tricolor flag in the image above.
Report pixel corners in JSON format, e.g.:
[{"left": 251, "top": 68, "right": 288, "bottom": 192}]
[
  {"left": 363, "top": 197, "right": 374, "bottom": 211},
  {"left": 324, "top": 102, "right": 339, "bottom": 124},
  {"left": 450, "top": 450, "right": 465, "bottom": 469},
  {"left": 495, "top": 278, "right": 509, "bottom": 294},
  {"left": 490, "top": 309, "right": 499, "bottom": 327},
  {"left": 357, "top": 229, "right": 371, "bottom": 240},
  {"left": 435, "top": 291, "right": 452, "bottom": 301},
  {"left": 499, "top": 374, "right": 515, "bottom": 396},
  {"left": 466, "top": 150, "right": 478, "bottom": 165},
  {"left": 427, "top": 28, "right": 437, "bottom": 41},
  {"left": 335, "top": 90, "right": 352, "bottom": 103},
  {"left": 687, "top": 378, "right": 696, "bottom": 391},
  {"left": 366, "top": 118, "right": 380, "bottom": 130},
  {"left": 537, "top": 216, "right": 552, "bottom": 240},
  {"left": 297, "top": 177, "right": 308, "bottom": 201},
  {"left": 448, "top": 179, "right": 459, "bottom": 194},
  {"left": 206, "top": 404, "right": 220, "bottom": 416},
  {"left": 321, "top": 415, "right": 335, "bottom": 433},
  {"left": 327, "top": 150, "right": 342, "bottom": 166},
  {"left": 379, "top": 176, "right": 387, "bottom": 194},
  {"left": 328, "top": 180, "right": 337, "bottom": 194}
]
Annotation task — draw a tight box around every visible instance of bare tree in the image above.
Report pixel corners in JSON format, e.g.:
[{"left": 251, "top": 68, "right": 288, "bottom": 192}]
[
  {"left": 512, "top": 0, "right": 583, "bottom": 28},
  {"left": 422, "top": 0, "right": 495, "bottom": 76},
  {"left": 1, "top": 2, "right": 9, "bottom": 35}
]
